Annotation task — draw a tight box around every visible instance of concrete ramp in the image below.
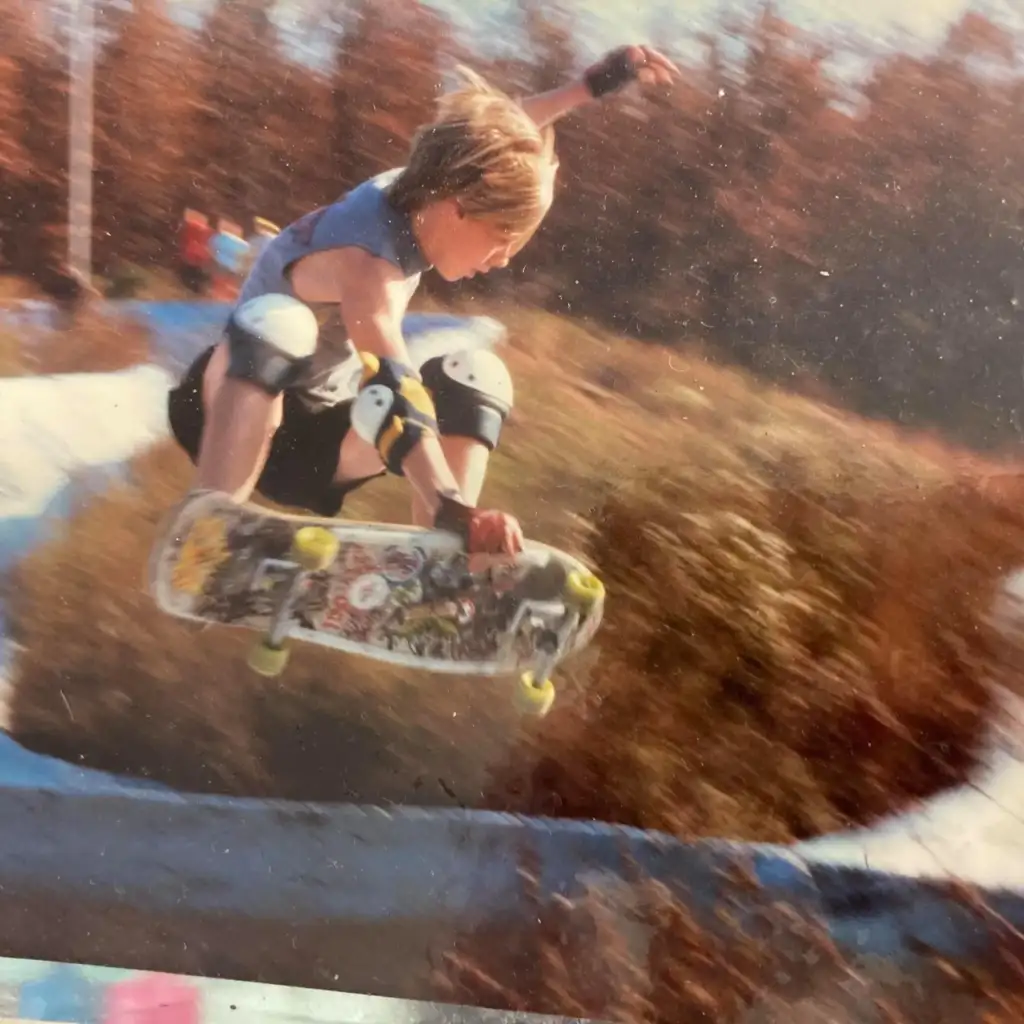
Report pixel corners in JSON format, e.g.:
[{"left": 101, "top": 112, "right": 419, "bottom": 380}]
[
  {"left": 0, "top": 782, "right": 1015, "bottom": 1008},
  {"left": 0, "top": 300, "right": 1023, "bottom": 1016}
]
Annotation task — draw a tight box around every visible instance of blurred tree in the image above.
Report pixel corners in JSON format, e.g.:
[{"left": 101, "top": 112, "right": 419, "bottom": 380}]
[
  {"left": 330, "top": 0, "right": 451, "bottom": 192},
  {"left": 0, "top": 2, "right": 67, "bottom": 277},
  {"left": 93, "top": 0, "right": 201, "bottom": 267},
  {"left": 798, "top": 13, "right": 1024, "bottom": 445},
  {"left": 518, "top": 0, "right": 575, "bottom": 93},
  {"left": 3, "top": 0, "right": 1024, "bottom": 447},
  {"left": 0, "top": 16, "right": 31, "bottom": 180},
  {"left": 191, "top": 0, "right": 334, "bottom": 229}
]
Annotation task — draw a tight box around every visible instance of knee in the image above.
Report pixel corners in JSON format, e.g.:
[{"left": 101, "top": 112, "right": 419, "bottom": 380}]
[
  {"left": 224, "top": 293, "right": 319, "bottom": 396},
  {"left": 203, "top": 342, "right": 285, "bottom": 434},
  {"left": 420, "top": 348, "right": 514, "bottom": 451},
  {"left": 267, "top": 394, "right": 284, "bottom": 433}
]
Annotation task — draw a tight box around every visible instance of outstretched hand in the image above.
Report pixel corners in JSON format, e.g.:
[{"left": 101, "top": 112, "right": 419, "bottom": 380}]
[{"left": 583, "top": 45, "right": 680, "bottom": 99}]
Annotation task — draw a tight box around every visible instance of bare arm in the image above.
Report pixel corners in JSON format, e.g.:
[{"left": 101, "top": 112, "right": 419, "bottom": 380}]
[
  {"left": 292, "top": 247, "right": 417, "bottom": 367},
  {"left": 520, "top": 45, "right": 680, "bottom": 128},
  {"left": 520, "top": 81, "right": 592, "bottom": 128},
  {"left": 332, "top": 251, "right": 464, "bottom": 514},
  {"left": 410, "top": 436, "right": 491, "bottom": 527}
]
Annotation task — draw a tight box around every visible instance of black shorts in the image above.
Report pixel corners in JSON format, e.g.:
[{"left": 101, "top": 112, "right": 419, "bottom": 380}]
[{"left": 168, "top": 346, "right": 383, "bottom": 517}]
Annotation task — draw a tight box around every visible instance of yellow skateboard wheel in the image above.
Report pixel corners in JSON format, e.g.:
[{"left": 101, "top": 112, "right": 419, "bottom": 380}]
[
  {"left": 247, "top": 641, "right": 290, "bottom": 677},
  {"left": 515, "top": 671, "right": 556, "bottom": 717},
  {"left": 290, "top": 526, "right": 340, "bottom": 572},
  {"left": 565, "top": 569, "right": 605, "bottom": 607}
]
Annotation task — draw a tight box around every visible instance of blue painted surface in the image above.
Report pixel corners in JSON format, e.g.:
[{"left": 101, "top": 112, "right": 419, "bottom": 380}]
[
  {"left": 0, "top": 299, "right": 1022, "bottom": 1003},
  {"left": 0, "top": 780, "right": 1019, "bottom": 990},
  {"left": 18, "top": 962, "right": 99, "bottom": 1024},
  {"left": 0, "top": 460, "right": 128, "bottom": 575},
  {"left": 0, "top": 787, "right": 816, "bottom": 921},
  {"left": 110, "top": 300, "right": 508, "bottom": 370},
  {"left": 0, "top": 733, "right": 168, "bottom": 795}
]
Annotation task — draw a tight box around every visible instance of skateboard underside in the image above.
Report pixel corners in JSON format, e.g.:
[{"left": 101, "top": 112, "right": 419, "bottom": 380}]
[{"left": 149, "top": 491, "right": 604, "bottom": 677}]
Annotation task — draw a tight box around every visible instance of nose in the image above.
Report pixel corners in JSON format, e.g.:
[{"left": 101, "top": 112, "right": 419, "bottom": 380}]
[{"left": 488, "top": 243, "right": 513, "bottom": 270}]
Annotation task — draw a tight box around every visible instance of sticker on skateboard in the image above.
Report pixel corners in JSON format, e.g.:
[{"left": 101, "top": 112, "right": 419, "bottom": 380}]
[{"left": 149, "top": 491, "right": 605, "bottom": 715}]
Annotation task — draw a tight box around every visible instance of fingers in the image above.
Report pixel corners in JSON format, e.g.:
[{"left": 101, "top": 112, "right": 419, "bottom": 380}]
[
  {"left": 504, "top": 515, "right": 524, "bottom": 555},
  {"left": 628, "top": 44, "right": 681, "bottom": 87},
  {"left": 466, "top": 511, "right": 524, "bottom": 559},
  {"left": 483, "top": 514, "right": 523, "bottom": 556},
  {"left": 468, "top": 551, "right": 516, "bottom": 574},
  {"left": 466, "top": 517, "right": 522, "bottom": 573}
]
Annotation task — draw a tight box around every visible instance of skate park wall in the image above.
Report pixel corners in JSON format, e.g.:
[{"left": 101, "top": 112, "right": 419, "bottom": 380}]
[{"left": 1, "top": 299, "right": 1024, "bottom": 1011}]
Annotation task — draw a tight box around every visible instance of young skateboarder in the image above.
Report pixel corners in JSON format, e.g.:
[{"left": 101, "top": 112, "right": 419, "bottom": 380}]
[{"left": 168, "top": 45, "right": 679, "bottom": 556}]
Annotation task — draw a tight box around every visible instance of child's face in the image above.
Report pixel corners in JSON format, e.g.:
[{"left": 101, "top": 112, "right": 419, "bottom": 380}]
[
  {"left": 431, "top": 161, "right": 558, "bottom": 282},
  {"left": 432, "top": 210, "right": 520, "bottom": 282}
]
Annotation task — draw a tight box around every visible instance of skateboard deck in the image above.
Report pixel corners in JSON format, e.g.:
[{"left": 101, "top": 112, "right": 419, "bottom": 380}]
[{"left": 148, "top": 491, "right": 605, "bottom": 714}]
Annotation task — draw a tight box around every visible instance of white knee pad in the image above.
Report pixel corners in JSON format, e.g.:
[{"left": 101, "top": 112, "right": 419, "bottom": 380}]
[
  {"left": 225, "top": 293, "right": 319, "bottom": 394},
  {"left": 440, "top": 349, "right": 514, "bottom": 407},
  {"left": 421, "top": 348, "right": 514, "bottom": 450}
]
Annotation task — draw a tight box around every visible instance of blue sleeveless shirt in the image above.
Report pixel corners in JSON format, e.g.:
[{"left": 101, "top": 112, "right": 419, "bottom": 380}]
[{"left": 237, "top": 168, "right": 430, "bottom": 410}]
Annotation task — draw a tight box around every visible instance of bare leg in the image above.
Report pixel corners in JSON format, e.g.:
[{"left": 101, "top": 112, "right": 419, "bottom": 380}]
[
  {"left": 334, "top": 427, "right": 386, "bottom": 487},
  {"left": 194, "top": 342, "right": 284, "bottom": 502}
]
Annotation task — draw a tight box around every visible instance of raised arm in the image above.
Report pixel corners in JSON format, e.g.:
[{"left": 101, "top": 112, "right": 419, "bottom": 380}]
[{"left": 520, "top": 44, "right": 681, "bottom": 128}]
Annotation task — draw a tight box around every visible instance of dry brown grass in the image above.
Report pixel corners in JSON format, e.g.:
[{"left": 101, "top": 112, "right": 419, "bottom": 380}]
[
  {"left": 4, "top": 872, "right": 1024, "bottom": 1021},
  {"left": 438, "top": 863, "right": 1024, "bottom": 1021},
  {"left": 0, "top": 274, "right": 44, "bottom": 300},
  {"left": 6, "top": 303, "right": 1024, "bottom": 839},
  {"left": 437, "top": 854, "right": 829, "bottom": 1019},
  {"left": 480, "top": 450, "right": 1024, "bottom": 842},
  {"left": 4, "top": 438, "right": 528, "bottom": 803},
  {"left": 0, "top": 306, "right": 152, "bottom": 377},
  {"left": 0, "top": 328, "right": 26, "bottom": 376},
  {"left": 27, "top": 306, "right": 152, "bottom": 375}
]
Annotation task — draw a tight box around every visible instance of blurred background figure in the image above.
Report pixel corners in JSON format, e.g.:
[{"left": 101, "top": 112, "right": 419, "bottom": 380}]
[
  {"left": 37, "top": 259, "right": 99, "bottom": 330},
  {"left": 209, "top": 217, "right": 250, "bottom": 300},
  {"left": 177, "top": 209, "right": 213, "bottom": 296},
  {"left": 246, "top": 216, "right": 279, "bottom": 269}
]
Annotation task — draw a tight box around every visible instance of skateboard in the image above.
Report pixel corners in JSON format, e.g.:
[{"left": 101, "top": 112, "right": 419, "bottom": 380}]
[{"left": 148, "top": 491, "right": 605, "bottom": 715}]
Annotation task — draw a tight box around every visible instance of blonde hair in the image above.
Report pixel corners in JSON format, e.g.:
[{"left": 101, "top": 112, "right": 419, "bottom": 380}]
[{"left": 388, "top": 66, "right": 558, "bottom": 236}]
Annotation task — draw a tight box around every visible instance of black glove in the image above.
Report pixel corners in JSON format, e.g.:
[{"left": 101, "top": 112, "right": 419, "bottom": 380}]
[{"left": 584, "top": 46, "right": 644, "bottom": 99}]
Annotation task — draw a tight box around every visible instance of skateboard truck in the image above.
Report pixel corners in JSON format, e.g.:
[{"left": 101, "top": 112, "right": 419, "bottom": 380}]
[
  {"left": 247, "top": 526, "right": 342, "bottom": 677},
  {"left": 508, "top": 569, "right": 605, "bottom": 717}
]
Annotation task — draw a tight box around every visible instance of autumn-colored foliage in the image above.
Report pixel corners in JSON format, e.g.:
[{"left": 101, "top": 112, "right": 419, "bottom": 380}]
[{"left": 2, "top": 1, "right": 1024, "bottom": 447}]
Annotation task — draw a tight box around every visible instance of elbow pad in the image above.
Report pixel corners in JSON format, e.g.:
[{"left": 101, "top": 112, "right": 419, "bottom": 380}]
[{"left": 351, "top": 354, "right": 439, "bottom": 476}]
